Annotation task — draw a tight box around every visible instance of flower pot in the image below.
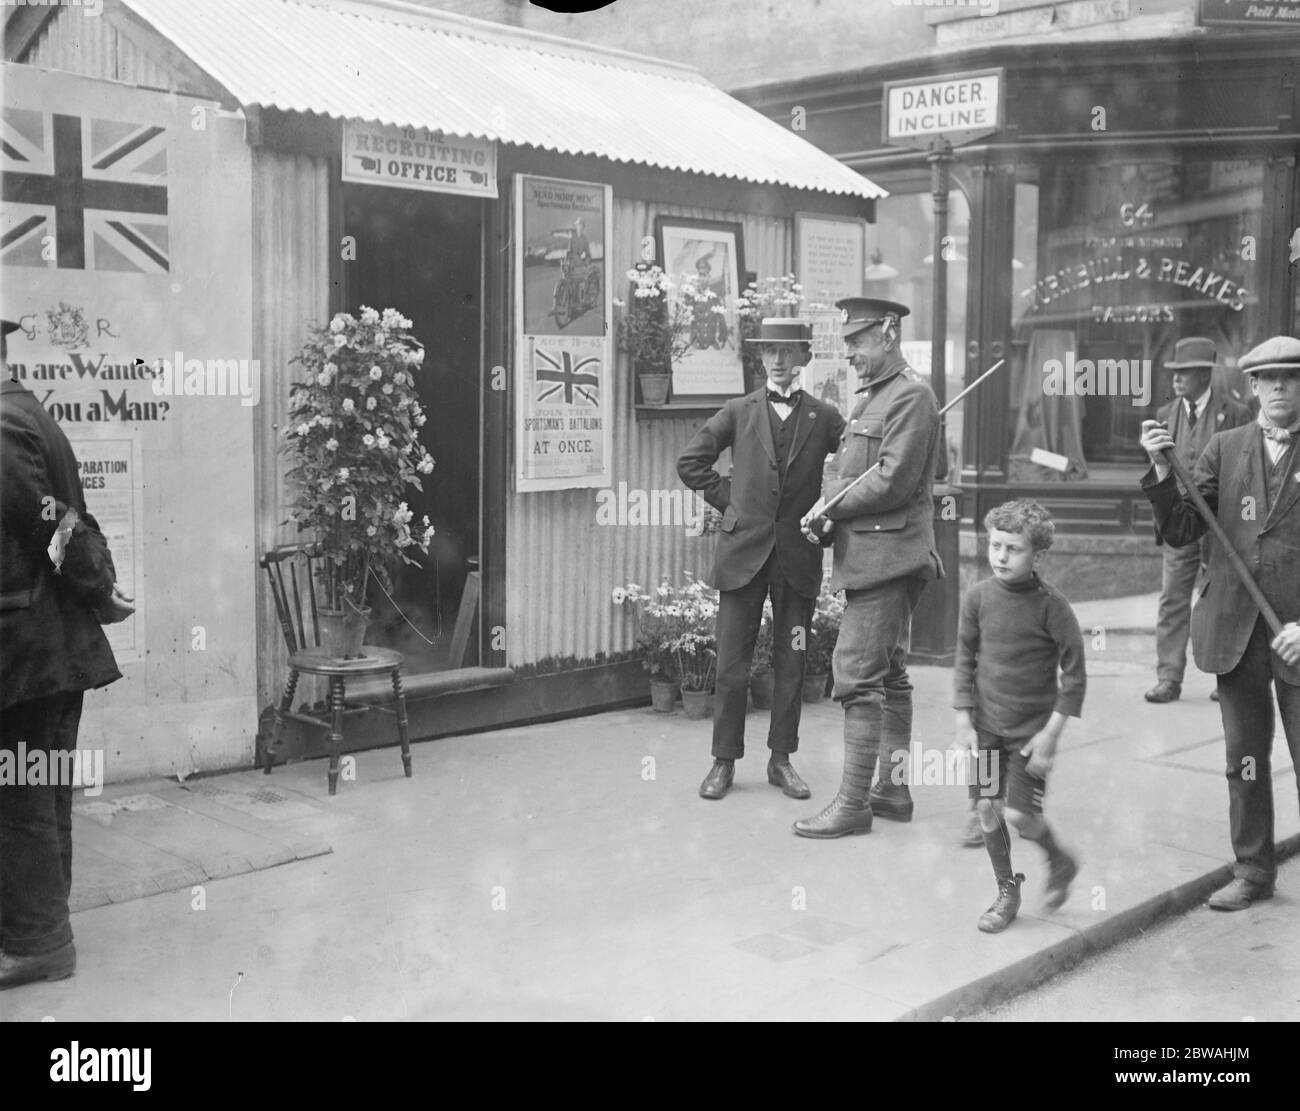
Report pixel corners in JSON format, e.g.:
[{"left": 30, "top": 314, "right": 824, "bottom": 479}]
[
  {"left": 317, "top": 604, "right": 371, "bottom": 659},
  {"left": 750, "top": 668, "right": 775, "bottom": 710},
  {"left": 649, "top": 678, "right": 679, "bottom": 713},
  {"left": 639, "top": 373, "right": 671, "bottom": 406},
  {"left": 680, "top": 688, "right": 715, "bottom": 720},
  {"left": 802, "top": 673, "right": 829, "bottom": 703}
]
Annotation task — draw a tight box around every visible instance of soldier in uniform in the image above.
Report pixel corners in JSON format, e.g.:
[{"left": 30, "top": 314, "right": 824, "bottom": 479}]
[{"left": 794, "top": 298, "right": 944, "bottom": 838}]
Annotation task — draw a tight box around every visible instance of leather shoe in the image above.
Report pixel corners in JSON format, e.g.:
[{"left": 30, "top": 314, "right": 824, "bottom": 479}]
[
  {"left": 699, "top": 759, "right": 735, "bottom": 800},
  {"left": 767, "top": 757, "right": 810, "bottom": 799},
  {"left": 793, "top": 794, "right": 872, "bottom": 838},
  {"left": 1208, "top": 877, "right": 1273, "bottom": 912},
  {"left": 1144, "top": 679, "right": 1181, "bottom": 703},
  {"left": 868, "top": 780, "right": 913, "bottom": 821},
  {"left": 0, "top": 942, "right": 76, "bottom": 990}
]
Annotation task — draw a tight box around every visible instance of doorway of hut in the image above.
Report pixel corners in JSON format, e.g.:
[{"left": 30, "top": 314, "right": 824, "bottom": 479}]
[{"left": 342, "top": 182, "right": 484, "bottom": 672}]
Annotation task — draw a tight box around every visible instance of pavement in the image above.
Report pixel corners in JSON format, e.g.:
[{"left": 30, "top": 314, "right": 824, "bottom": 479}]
[{"left": 2, "top": 591, "right": 1297, "bottom": 1022}]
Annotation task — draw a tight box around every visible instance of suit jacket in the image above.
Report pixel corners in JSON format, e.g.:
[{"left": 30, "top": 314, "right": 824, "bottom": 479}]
[
  {"left": 824, "top": 357, "right": 945, "bottom": 592},
  {"left": 677, "top": 388, "right": 846, "bottom": 598},
  {"left": 0, "top": 378, "right": 121, "bottom": 710},
  {"left": 1156, "top": 387, "right": 1251, "bottom": 485},
  {"left": 1141, "top": 422, "right": 1300, "bottom": 684}
]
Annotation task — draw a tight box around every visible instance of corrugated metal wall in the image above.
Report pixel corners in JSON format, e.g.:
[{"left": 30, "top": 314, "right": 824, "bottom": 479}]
[
  {"left": 251, "top": 149, "right": 332, "bottom": 708},
  {"left": 505, "top": 201, "right": 791, "bottom": 666},
  {"left": 19, "top": 6, "right": 175, "bottom": 86}
]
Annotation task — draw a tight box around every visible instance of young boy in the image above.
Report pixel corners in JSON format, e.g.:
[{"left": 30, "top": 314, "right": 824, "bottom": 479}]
[{"left": 954, "top": 499, "right": 1086, "bottom": 932}]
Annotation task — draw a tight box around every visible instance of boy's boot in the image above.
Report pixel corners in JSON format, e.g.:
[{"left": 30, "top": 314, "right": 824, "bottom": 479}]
[
  {"left": 868, "top": 727, "right": 913, "bottom": 821},
  {"left": 977, "top": 814, "right": 1023, "bottom": 933},
  {"left": 793, "top": 704, "right": 875, "bottom": 838},
  {"left": 1035, "top": 824, "right": 1079, "bottom": 911}
]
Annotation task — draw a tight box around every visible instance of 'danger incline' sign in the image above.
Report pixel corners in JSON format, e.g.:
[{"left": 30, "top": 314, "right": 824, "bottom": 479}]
[{"left": 883, "top": 68, "right": 1003, "bottom": 150}]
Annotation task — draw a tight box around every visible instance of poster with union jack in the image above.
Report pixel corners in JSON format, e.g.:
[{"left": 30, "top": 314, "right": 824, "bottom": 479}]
[
  {"left": 514, "top": 175, "right": 613, "bottom": 491},
  {"left": 2, "top": 106, "right": 169, "bottom": 273}
]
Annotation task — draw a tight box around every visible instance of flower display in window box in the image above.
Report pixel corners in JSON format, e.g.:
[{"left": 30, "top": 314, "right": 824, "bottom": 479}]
[{"left": 614, "top": 262, "right": 697, "bottom": 404}]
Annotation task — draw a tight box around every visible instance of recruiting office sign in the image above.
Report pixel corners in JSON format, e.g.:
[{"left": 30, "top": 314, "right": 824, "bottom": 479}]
[
  {"left": 513, "top": 175, "right": 613, "bottom": 492},
  {"left": 342, "top": 121, "right": 497, "bottom": 197}
]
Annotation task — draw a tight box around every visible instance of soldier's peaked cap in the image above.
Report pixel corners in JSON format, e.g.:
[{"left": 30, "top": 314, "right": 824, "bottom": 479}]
[
  {"left": 1239, "top": 336, "right": 1300, "bottom": 376},
  {"left": 835, "top": 297, "right": 909, "bottom": 339}
]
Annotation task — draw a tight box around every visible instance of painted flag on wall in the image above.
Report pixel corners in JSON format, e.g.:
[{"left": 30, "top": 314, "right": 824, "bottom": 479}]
[{"left": 1, "top": 107, "right": 169, "bottom": 272}]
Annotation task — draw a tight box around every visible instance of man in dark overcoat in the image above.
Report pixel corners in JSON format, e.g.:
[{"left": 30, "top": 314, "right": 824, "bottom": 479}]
[
  {"left": 1146, "top": 337, "right": 1250, "bottom": 704},
  {"left": 1, "top": 318, "right": 125, "bottom": 988},
  {"left": 794, "top": 298, "right": 944, "bottom": 838},
  {"left": 677, "top": 318, "right": 846, "bottom": 800},
  {"left": 1140, "top": 335, "right": 1300, "bottom": 911}
]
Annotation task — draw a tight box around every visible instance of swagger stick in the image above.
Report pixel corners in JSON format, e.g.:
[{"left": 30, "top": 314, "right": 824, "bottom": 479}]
[
  {"left": 801, "top": 359, "right": 1005, "bottom": 529},
  {"left": 1160, "top": 447, "right": 1284, "bottom": 638}
]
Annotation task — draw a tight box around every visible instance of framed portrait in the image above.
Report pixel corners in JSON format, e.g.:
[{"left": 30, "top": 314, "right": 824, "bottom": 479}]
[{"left": 654, "top": 217, "right": 746, "bottom": 399}]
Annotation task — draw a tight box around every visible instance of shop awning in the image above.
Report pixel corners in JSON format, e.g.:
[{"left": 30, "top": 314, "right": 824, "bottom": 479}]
[{"left": 113, "top": 0, "right": 884, "bottom": 200}]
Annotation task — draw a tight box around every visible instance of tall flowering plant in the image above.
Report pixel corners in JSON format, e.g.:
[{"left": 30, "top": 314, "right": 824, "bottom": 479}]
[
  {"left": 615, "top": 573, "right": 719, "bottom": 687},
  {"left": 615, "top": 263, "right": 696, "bottom": 377},
  {"left": 283, "top": 306, "right": 437, "bottom": 612}
]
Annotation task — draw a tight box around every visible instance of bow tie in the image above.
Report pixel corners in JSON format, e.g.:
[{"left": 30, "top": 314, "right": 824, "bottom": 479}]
[{"left": 767, "top": 389, "right": 802, "bottom": 406}]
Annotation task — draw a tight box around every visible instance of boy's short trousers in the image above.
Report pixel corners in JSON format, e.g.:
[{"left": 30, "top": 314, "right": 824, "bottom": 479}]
[{"left": 967, "top": 729, "right": 1046, "bottom": 814}]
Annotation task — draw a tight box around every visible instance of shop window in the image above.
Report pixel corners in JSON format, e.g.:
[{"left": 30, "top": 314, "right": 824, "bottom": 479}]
[
  {"left": 865, "top": 178, "right": 970, "bottom": 476},
  {"left": 1009, "top": 157, "right": 1263, "bottom": 483}
]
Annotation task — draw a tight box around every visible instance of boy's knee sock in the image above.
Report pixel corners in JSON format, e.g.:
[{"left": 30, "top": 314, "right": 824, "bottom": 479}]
[{"left": 983, "top": 815, "right": 1014, "bottom": 884}]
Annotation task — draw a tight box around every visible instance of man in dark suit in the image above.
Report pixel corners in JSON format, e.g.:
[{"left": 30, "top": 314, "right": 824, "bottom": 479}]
[
  {"left": 677, "top": 318, "right": 846, "bottom": 800},
  {"left": 1139, "top": 335, "right": 1300, "bottom": 911},
  {"left": 1146, "top": 338, "right": 1251, "bottom": 704},
  {"left": 794, "top": 298, "right": 944, "bottom": 838},
  {"left": 1, "top": 317, "right": 127, "bottom": 989}
]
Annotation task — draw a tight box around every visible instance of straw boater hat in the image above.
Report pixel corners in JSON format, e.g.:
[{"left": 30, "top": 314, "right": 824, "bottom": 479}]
[
  {"left": 1163, "top": 337, "right": 1221, "bottom": 370},
  {"left": 1238, "top": 336, "right": 1300, "bottom": 376},
  {"left": 744, "top": 317, "right": 812, "bottom": 347},
  {"left": 835, "top": 297, "right": 910, "bottom": 339}
]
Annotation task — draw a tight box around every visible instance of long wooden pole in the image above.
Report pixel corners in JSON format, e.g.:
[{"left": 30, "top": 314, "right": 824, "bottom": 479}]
[{"left": 1161, "top": 447, "right": 1284, "bottom": 638}]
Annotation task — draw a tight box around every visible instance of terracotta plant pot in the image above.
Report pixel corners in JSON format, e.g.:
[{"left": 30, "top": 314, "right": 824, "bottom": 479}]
[
  {"left": 749, "top": 668, "right": 775, "bottom": 710},
  {"left": 680, "top": 688, "right": 715, "bottom": 720},
  {"left": 639, "top": 373, "right": 671, "bottom": 406},
  {"left": 317, "top": 604, "right": 370, "bottom": 659},
  {"left": 802, "top": 673, "right": 829, "bottom": 703},
  {"left": 649, "top": 677, "right": 679, "bottom": 713}
]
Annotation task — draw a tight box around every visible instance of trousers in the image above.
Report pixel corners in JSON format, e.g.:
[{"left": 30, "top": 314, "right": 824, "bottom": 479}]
[
  {"left": 0, "top": 691, "right": 83, "bottom": 956},
  {"left": 1217, "top": 616, "right": 1300, "bottom": 884},
  {"left": 711, "top": 550, "right": 815, "bottom": 760},
  {"left": 1155, "top": 538, "right": 1205, "bottom": 683}
]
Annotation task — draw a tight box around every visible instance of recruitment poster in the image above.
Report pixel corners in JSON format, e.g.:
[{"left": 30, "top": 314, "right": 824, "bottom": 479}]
[
  {"left": 796, "top": 213, "right": 865, "bottom": 417},
  {"left": 514, "top": 175, "right": 613, "bottom": 491}
]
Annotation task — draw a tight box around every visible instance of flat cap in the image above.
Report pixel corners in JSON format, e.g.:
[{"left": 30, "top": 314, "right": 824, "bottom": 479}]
[{"left": 1238, "top": 336, "right": 1300, "bottom": 376}]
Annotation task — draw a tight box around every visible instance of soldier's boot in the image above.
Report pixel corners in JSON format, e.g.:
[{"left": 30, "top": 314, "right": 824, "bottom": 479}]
[{"left": 793, "top": 704, "right": 876, "bottom": 838}]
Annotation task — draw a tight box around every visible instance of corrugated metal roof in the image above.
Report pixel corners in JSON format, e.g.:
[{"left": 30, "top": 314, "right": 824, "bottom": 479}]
[{"left": 117, "top": 0, "right": 885, "bottom": 199}]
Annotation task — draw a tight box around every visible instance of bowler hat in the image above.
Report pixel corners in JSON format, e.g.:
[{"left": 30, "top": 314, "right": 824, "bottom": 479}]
[
  {"left": 1, "top": 319, "right": 19, "bottom": 336},
  {"left": 744, "top": 317, "right": 812, "bottom": 346},
  {"left": 835, "top": 297, "right": 909, "bottom": 339},
  {"left": 1163, "top": 337, "right": 1220, "bottom": 370},
  {"left": 1239, "top": 336, "right": 1300, "bottom": 376}
]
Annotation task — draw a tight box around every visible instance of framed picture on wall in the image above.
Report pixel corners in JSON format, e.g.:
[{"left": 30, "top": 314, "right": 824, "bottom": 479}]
[{"left": 654, "top": 217, "right": 746, "bottom": 398}]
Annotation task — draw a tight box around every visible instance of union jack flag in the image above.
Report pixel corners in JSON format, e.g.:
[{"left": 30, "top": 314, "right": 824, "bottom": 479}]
[
  {"left": 535, "top": 348, "right": 600, "bottom": 406},
  {"left": 1, "top": 107, "right": 169, "bottom": 272}
]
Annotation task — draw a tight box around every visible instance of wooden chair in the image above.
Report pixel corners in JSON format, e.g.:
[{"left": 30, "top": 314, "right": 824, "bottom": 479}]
[{"left": 260, "top": 545, "right": 411, "bottom": 796}]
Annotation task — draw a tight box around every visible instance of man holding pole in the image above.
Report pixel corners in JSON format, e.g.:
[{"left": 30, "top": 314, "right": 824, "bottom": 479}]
[
  {"left": 793, "top": 298, "right": 945, "bottom": 837},
  {"left": 1139, "top": 335, "right": 1300, "bottom": 910}
]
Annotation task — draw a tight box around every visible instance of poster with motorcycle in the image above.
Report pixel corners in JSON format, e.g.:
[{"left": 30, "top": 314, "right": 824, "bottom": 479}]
[
  {"left": 655, "top": 217, "right": 745, "bottom": 397},
  {"left": 515, "top": 175, "right": 613, "bottom": 491}
]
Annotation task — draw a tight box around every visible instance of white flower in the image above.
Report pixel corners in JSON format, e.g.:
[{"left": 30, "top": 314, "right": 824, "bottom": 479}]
[
  {"left": 337, "top": 467, "right": 350, "bottom": 481},
  {"left": 341, "top": 398, "right": 355, "bottom": 413},
  {"left": 382, "top": 383, "right": 393, "bottom": 395},
  {"left": 366, "top": 396, "right": 378, "bottom": 410},
  {"left": 366, "top": 525, "right": 378, "bottom": 537},
  {"left": 417, "top": 456, "right": 434, "bottom": 474},
  {"left": 317, "top": 372, "right": 330, "bottom": 386},
  {"left": 415, "top": 412, "right": 427, "bottom": 427},
  {"left": 369, "top": 366, "right": 383, "bottom": 381},
  {"left": 376, "top": 433, "right": 390, "bottom": 449},
  {"left": 406, "top": 347, "right": 424, "bottom": 366},
  {"left": 402, "top": 442, "right": 415, "bottom": 456},
  {"left": 318, "top": 416, "right": 333, "bottom": 429},
  {"left": 325, "top": 437, "right": 339, "bottom": 451},
  {"left": 362, "top": 434, "right": 376, "bottom": 447},
  {"left": 612, "top": 586, "right": 626, "bottom": 605},
  {"left": 333, "top": 335, "right": 348, "bottom": 348},
  {"left": 329, "top": 317, "right": 347, "bottom": 333},
  {"left": 324, "top": 362, "right": 338, "bottom": 377},
  {"left": 296, "top": 423, "right": 310, "bottom": 437},
  {"left": 360, "top": 306, "right": 380, "bottom": 325}
]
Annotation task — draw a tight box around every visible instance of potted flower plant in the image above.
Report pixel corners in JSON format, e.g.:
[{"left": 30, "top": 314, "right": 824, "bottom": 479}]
[
  {"left": 674, "top": 629, "right": 718, "bottom": 720},
  {"left": 749, "top": 602, "right": 775, "bottom": 710},
  {"left": 803, "top": 583, "right": 844, "bottom": 702},
  {"left": 617, "top": 573, "right": 719, "bottom": 713},
  {"left": 283, "top": 306, "right": 437, "bottom": 658},
  {"left": 616, "top": 262, "right": 696, "bottom": 406}
]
